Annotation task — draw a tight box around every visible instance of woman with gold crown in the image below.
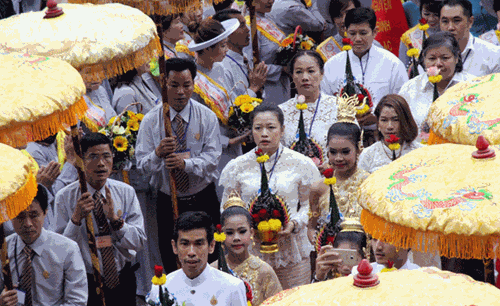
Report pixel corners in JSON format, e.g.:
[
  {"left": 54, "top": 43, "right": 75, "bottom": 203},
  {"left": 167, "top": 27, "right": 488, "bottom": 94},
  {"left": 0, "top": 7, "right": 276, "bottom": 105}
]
[
  {"left": 219, "top": 103, "right": 321, "bottom": 290},
  {"left": 211, "top": 192, "right": 283, "bottom": 305}
]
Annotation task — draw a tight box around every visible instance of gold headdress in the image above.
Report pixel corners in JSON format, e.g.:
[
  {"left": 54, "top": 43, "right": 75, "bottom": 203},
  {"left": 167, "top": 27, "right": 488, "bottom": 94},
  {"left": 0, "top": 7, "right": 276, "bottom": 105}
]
[
  {"left": 222, "top": 191, "right": 247, "bottom": 210},
  {"left": 335, "top": 93, "right": 365, "bottom": 151},
  {"left": 340, "top": 218, "right": 364, "bottom": 233}
]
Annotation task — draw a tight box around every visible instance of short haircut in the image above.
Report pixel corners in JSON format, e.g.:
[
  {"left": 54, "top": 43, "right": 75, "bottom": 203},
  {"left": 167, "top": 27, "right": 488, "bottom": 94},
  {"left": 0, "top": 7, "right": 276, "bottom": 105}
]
[
  {"left": 289, "top": 50, "right": 325, "bottom": 74},
  {"left": 374, "top": 94, "right": 419, "bottom": 144},
  {"left": 419, "top": 32, "right": 463, "bottom": 72},
  {"left": 250, "top": 104, "right": 285, "bottom": 127},
  {"left": 34, "top": 184, "right": 49, "bottom": 214},
  {"left": 329, "top": 0, "right": 361, "bottom": 19},
  {"left": 441, "top": 0, "right": 472, "bottom": 18},
  {"left": 173, "top": 211, "right": 215, "bottom": 243},
  {"left": 165, "top": 58, "right": 197, "bottom": 80},
  {"left": 212, "top": 9, "right": 241, "bottom": 22},
  {"left": 221, "top": 206, "right": 253, "bottom": 228},
  {"left": 420, "top": 0, "right": 443, "bottom": 14},
  {"left": 345, "top": 7, "right": 377, "bottom": 31},
  {"left": 80, "top": 132, "right": 112, "bottom": 156},
  {"left": 333, "top": 230, "right": 367, "bottom": 259},
  {"left": 115, "top": 68, "right": 138, "bottom": 87},
  {"left": 326, "top": 122, "right": 362, "bottom": 151}
]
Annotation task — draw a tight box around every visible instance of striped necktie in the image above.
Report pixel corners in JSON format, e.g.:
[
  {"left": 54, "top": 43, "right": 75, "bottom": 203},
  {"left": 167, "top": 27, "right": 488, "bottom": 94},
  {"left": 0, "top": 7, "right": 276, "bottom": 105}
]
[
  {"left": 19, "top": 245, "right": 33, "bottom": 306},
  {"left": 173, "top": 114, "right": 190, "bottom": 193}
]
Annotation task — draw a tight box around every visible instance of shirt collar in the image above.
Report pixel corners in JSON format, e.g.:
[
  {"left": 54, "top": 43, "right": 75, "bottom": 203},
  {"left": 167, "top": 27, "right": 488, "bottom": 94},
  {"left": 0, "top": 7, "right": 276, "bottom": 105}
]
[
  {"left": 18, "top": 228, "right": 47, "bottom": 257},
  {"left": 87, "top": 181, "right": 108, "bottom": 198},
  {"left": 169, "top": 100, "right": 191, "bottom": 122},
  {"left": 227, "top": 49, "right": 245, "bottom": 62},
  {"left": 182, "top": 263, "right": 210, "bottom": 287},
  {"left": 462, "top": 32, "right": 475, "bottom": 55}
]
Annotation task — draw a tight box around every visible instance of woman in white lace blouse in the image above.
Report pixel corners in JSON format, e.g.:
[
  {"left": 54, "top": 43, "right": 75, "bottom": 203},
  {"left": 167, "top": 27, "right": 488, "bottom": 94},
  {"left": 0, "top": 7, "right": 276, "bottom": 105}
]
[
  {"left": 219, "top": 104, "right": 322, "bottom": 290},
  {"left": 358, "top": 94, "right": 422, "bottom": 174}
]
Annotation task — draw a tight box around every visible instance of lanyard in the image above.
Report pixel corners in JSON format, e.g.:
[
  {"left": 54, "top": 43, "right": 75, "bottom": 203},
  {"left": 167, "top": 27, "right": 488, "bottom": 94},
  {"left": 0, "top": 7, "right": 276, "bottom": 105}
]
[
  {"left": 462, "top": 37, "right": 474, "bottom": 66},
  {"left": 359, "top": 51, "right": 370, "bottom": 85},
  {"left": 170, "top": 102, "right": 192, "bottom": 145},
  {"left": 226, "top": 54, "right": 249, "bottom": 82},
  {"left": 308, "top": 94, "right": 321, "bottom": 137}
]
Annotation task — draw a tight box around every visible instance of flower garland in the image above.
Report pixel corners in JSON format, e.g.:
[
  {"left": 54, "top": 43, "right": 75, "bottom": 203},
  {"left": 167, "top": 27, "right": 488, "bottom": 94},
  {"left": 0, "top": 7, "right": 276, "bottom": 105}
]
[
  {"left": 427, "top": 66, "right": 442, "bottom": 102},
  {"left": 255, "top": 148, "right": 270, "bottom": 163},
  {"left": 323, "top": 168, "right": 337, "bottom": 185},
  {"left": 406, "top": 42, "right": 420, "bottom": 79},
  {"left": 342, "top": 38, "right": 352, "bottom": 51},
  {"left": 418, "top": 18, "right": 429, "bottom": 31},
  {"left": 295, "top": 95, "right": 307, "bottom": 110},
  {"left": 380, "top": 261, "right": 397, "bottom": 273},
  {"left": 152, "top": 265, "right": 167, "bottom": 286},
  {"left": 386, "top": 134, "right": 400, "bottom": 161},
  {"left": 214, "top": 224, "right": 227, "bottom": 242}
]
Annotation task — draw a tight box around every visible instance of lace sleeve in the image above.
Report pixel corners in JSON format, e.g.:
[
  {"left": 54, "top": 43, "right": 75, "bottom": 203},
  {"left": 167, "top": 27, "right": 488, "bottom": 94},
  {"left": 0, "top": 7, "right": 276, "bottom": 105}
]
[{"left": 295, "top": 158, "right": 322, "bottom": 228}]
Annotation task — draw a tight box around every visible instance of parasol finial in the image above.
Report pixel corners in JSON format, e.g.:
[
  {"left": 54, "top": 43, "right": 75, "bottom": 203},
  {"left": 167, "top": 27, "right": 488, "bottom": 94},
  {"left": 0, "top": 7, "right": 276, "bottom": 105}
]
[
  {"left": 44, "top": 0, "right": 64, "bottom": 19},
  {"left": 472, "top": 135, "right": 495, "bottom": 159},
  {"left": 353, "top": 259, "right": 380, "bottom": 288}
]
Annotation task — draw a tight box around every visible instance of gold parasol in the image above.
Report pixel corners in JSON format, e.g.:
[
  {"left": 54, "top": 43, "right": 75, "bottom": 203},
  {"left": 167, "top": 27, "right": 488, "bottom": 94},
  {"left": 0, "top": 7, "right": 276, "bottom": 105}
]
[
  {"left": 0, "top": 2, "right": 162, "bottom": 83},
  {"left": 261, "top": 260, "right": 500, "bottom": 305},
  {"left": 0, "top": 51, "right": 87, "bottom": 148},
  {"left": 426, "top": 73, "right": 500, "bottom": 145},
  {"left": 358, "top": 138, "right": 500, "bottom": 260}
]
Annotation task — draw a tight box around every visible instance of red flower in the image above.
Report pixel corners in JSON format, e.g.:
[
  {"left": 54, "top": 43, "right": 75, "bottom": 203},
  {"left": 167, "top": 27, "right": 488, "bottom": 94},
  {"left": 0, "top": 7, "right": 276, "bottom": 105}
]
[
  {"left": 154, "top": 265, "right": 163, "bottom": 278},
  {"left": 216, "top": 224, "right": 222, "bottom": 232},
  {"left": 252, "top": 214, "right": 260, "bottom": 223},
  {"left": 419, "top": 18, "right": 427, "bottom": 25},
  {"left": 322, "top": 168, "right": 334, "bottom": 178},
  {"left": 258, "top": 209, "right": 267, "bottom": 218},
  {"left": 386, "top": 134, "right": 399, "bottom": 143},
  {"left": 342, "top": 38, "right": 352, "bottom": 45},
  {"left": 357, "top": 94, "right": 365, "bottom": 103},
  {"left": 255, "top": 148, "right": 263, "bottom": 156},
  {"left": 326, "top": 236, "right": 335, "bottom": 244},
  {"left": 387, "top": 260, "right": 394, "bottom": 268},
  {"left": 245, "top": 281, "right": 253, "bottom": 301},
  {"left": 408, "top": 43, "right": 414, "bottom": 49},
  {"left": 272, "top": 209, "right": 281, "bottom": 218}
]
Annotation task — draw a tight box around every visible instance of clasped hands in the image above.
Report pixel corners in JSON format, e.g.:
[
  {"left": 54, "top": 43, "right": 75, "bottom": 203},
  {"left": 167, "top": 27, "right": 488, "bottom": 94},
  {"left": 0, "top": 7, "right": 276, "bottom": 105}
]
[{"left": 155, "top": 136, "right": 186, "bottom": 170}]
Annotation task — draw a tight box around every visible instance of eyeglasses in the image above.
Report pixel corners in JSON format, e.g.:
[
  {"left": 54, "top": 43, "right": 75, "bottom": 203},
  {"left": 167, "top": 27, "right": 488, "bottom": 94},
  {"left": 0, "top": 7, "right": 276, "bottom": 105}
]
[{"left": 84, "top": 153, "right": 113, "bottom": 162}]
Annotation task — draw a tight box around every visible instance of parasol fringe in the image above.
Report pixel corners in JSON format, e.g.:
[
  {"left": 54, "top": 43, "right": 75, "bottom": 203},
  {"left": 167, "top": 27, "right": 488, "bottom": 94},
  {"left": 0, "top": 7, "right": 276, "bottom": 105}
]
[
  {"left": 428, "top": 129, "right": 451, "bottom": 145},
  {"left": 361, "top": 209, "right": 500, "bottom": 260},
  {"left": 0, "top": 96, "right": 88, "bottom": 148},
  {"left": 3, "top": 169, "right": 37, "bottom": 223},
  {"left": 80, "top": 35, "right": 162, "bottom": 83}
]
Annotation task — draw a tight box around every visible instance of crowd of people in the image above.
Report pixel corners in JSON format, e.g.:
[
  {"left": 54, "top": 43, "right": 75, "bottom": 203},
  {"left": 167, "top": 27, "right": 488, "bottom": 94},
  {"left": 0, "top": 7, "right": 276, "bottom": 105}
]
[{"left": 2, "top": 0, "right": 500, "bottom": 304}]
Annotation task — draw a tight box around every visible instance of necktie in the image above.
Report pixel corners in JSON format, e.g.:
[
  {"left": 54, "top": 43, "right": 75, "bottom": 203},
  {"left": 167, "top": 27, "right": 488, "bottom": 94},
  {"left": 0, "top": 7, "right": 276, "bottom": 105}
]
[
  {"left": 19, "top": 245, "right": 33, "bottom": 306},
  {"left": 93, "top": 191, "right": 120, "bottom": 289},
  {"left": 173, "top": 114, "right": 190, "bottom": 193}
]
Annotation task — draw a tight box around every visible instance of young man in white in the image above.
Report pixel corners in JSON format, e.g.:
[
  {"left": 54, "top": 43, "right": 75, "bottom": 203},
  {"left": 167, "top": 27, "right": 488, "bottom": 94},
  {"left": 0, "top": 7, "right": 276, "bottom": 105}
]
[{"left": 147, "top": 211, "right": 247, "bottom": 306}]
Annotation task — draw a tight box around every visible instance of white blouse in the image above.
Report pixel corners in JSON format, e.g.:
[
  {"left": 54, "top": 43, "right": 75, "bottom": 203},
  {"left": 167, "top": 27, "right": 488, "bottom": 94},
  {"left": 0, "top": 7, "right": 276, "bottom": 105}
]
[
  {"left": 358, "top": 140, "right": 423, "bottom": 174},
  {"left": 279, "top": 94, "right": 338, "bottom": 164},
  {"left": 219, "top": 144, "right": 321, "bottom": 268}
]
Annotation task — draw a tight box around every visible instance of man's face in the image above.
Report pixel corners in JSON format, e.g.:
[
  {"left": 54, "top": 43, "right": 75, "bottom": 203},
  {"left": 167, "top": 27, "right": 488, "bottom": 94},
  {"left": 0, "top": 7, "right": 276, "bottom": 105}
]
[
  {"left": 12, "top": 200, "right": 46, "bottom": 245},
  {"left": 346, "top": 22, "right": 377, "bottom": 56},
  {"left": 83, "top": 144, "right": 113, "bottom": 188},
  {"left": 371, "top": 239, "right": 407, "bottom": 265},
  {"left": 166, "top": 69, "right": 194, "bottom": 112},
  {"left": 228, "top": 14, "right": 250, "bottom": 49},
  {"left": 440, "top": 5, "right": 473, "bottom": 43},
  {"left": 172, "top": 228, "right": 215, "bottom": 279}
]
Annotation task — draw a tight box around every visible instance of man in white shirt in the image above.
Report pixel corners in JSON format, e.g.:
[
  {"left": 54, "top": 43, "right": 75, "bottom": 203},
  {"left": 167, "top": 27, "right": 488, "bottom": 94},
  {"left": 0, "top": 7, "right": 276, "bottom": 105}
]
[
  {"left": 147, "top": 211, "right": 247, "bottom": 306},
  {"left": 440, "top": 0, "right": 500, "bottom": 76},
  {"left": 0, "top": 185, "right": 88, "bottom": 306}
]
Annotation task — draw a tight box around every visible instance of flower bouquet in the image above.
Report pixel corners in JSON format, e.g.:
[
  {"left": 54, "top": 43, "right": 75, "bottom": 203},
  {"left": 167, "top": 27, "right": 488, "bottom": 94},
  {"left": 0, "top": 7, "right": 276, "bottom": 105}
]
[
  {"left": 249, "top": 149, "right": 290, "bottom": 253},
  {"left": 228, "top": 94, "right": 262, "bottom": 134},
  {"left": 315, "top": 169, "right": 342, "bottom": 253},
  {"left": 146, "top": 266, "right": 184, "bottom": 306},
  {"left": 275, "top": 26, "right": 316, "bottom": 66},
  {"left": 98, "top": 106, "right": 144, "bottom": 170}
]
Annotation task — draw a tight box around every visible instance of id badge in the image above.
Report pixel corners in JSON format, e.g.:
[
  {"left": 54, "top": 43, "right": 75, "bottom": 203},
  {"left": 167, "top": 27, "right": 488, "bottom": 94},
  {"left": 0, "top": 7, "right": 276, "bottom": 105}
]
[
  {"left": 176, "top": 149, "right": 191, "bottom": 160},
  {"left": 96, "top": 235, "right": 112, "bottom": 249},
  {"left": 16, "top": 289, "right": 25, "bottom": 305}
]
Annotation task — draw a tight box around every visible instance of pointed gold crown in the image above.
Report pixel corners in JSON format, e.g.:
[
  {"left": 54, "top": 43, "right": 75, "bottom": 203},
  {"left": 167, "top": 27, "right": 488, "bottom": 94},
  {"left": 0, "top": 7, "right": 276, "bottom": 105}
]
[
  {"left": 222, "top": 191, "right": 247, "bottom": 210},
  {"left": 336, "top": 93, "right": 366, "bottom": 124},
  {"left": 340, "top": 218, "right": 365, "bottom": 233}
]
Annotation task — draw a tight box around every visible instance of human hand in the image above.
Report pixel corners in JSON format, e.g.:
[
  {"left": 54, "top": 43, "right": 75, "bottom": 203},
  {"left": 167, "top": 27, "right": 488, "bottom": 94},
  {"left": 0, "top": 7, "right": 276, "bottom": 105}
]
[
  {"left": 165, "top": 153, "right": 186, "bottom": 170},
  {"left": 37, "top": 161, "right": 61, "bottom": 188},
  {"left": 64, "top": 135, "right": 77, "bottom": 165},
  {"left": 278, "top": 220, "right": 296, "bottom": 236},
  {"left": 72, "top": 192, "right": 95, "bottom": 225},
  {"left": 315, "top": 245, "right": 342, "bottom": 281},
  {"left": 249, "top": 61, "right": 268, "bottom": 92},
  {"left": 0, "top": 288, "right": 18, "bottom": 306},
  {"left": 228, "top": 130, "right": 252, "bottom": 146},
  {"left": 103, "top": 186, "right": 118, "bottom": 222},
  {"left": 155, "top": 137, "right": 176, "bottom": 158}
]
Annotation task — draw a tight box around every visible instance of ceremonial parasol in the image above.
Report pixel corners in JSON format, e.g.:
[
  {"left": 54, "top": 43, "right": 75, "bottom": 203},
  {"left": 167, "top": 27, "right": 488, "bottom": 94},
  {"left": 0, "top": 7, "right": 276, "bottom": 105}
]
[
  {"left": 358, "top": 138, "right": 500, "bottom": 261},
  {"left": 261, "top": 260, "right": 500, "bottom": 305},
  {"left": 426, "top": 73, "right": 500, "bottom": 145},
  {"left": 0, "top": 51, "right": 87, "bottom": 147}
]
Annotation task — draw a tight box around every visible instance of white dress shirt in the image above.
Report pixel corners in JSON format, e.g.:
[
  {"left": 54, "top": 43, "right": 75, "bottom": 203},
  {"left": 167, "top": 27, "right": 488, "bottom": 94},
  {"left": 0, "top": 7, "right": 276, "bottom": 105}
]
[
  {"left": 461, "top": 32, "right": 500, "bottom": 77},
  {"left": 112, "top": 73, "right": 161, "bottom": 115},
  {"left": 351, "top": 259, "right": 421, "bottom": 275},
  {"left": 222, "top": 49, "right": 257, "bottom": 103},
  {"left": 147, "top": 264, "right": 247, "bottom": 306},
  {"left": 358, "top": 140, "right": 423, "bottom": 174},
  {"left": 2, "top": 229, "right": 88, "bottom": 305},
  {"left": 136, "top": 100, "right": 222, "bottom": 196},
  {"left": 52, "top": 179, "right": 146, "bottom": 274},
  {"left": 321, "top": 45, "right": 409, "bottom": 108}
]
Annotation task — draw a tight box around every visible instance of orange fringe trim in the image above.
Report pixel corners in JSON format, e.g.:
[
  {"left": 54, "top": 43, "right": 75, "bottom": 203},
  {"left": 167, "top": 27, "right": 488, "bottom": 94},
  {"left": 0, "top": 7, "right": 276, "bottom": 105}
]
[
  {"left": 360, "top": 209, "right": 500, "bottom": 260},
  {"left": 2, "top": 169, "right": 38, "bottom": 223},
  {"left": 0, "top": 96, "right": 88, "bottom": 148},
  {"left": 79, "top": 36, "right": 163, "bottom": 83},
  {"left": 427, "top": 129, "right": 451, "bottom": 145},
  {"left": 68, "top": 0, "right": 224, "bottom": 14}
]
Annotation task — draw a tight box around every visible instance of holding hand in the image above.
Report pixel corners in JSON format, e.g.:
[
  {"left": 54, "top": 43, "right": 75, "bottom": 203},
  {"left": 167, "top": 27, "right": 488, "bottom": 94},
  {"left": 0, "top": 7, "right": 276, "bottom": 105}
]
[
  {"left": 37, "top": 161, "right": 61, "bottom": 188},
  {"left": 165, "top": 153, "right": 186, "bottom": 170},
  {"left": 278, "top": 220, "right": 297, "bottom": 236},
  {"left": 155, "top": 137, "right": 177, "bottom": 159},
  {"left": 0, "top": 288, "right": 17, "bottom": 306},
  {"left": 249, "top": 61, "right": 268, "bottom": 93},
  {"left": 72, "top": 192, "right": 95, "bottom": 226},
  {"left": 315, "top": 245, "right": 342, "bottom": 281}
]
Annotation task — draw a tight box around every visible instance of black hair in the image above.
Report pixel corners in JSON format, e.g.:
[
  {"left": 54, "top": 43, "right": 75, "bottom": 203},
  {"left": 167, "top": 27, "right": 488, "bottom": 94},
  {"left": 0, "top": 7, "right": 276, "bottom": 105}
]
[
  {"left": 193, "top": 18, "right": 225, "bottom": 54},
  {"left": 173, "top": 211, "right": 215, "bottom": 243},
  {"left": 250, "top": 104, "right": 285, "bottom": 127},
  {"left": 420, "top": 0, "right": 443, "bottom": 14},
  {"left": 442, "top": 0, "right": 472, "bottom": 18},
  {"left": 345, "top": 7, "right": 377, "bottom": 31},
  {"left": 419, "top": 32, "right": 463, "bottom": 72},
  {"left": 37, "top": 133, "right": 57, "bottom": 145},
  {"left": 165, "top": 58, "right": 197, "bottom": 80},
  {"left": 152, "top": 14, "right": 183, "bottom": 30},
  {"left": 115, "top": 68, "right": 138, "bottom": 87},
  {"left": 80, "top": 132, "right": 112, "bottom": 156},
  {"left": 494, "top": 0, "right": 500, "bottom": 13},
  {"left": 333, "top": 231, "right": 367, "bottom": 258},
  {"left": 329, "top": 0, "right": 361, "bottom": 19},
  {"left": 374, "top": 94, "right": 419, "bottom": 143},
  {"left": 221, "top": 206, "right": 253, "bottom": 228},
  {"left": 34, "top": 184, "right": 49, "bottom": 214},
  {"left": 214, "top": 0, "right": 237, "bottom": 13},
  {"left": 212, "top": 9, "right": 241, "bottom": 23},
  {"left": 326, "top": 122, "right": 362, "bottom": 150},
  {"left": 289, "top": 50, "right": 325, "bottom": 74}
]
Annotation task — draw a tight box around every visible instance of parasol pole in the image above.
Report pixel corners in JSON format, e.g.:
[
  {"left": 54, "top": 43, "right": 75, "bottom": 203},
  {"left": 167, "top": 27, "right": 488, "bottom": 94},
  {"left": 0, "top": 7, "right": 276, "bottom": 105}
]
[
  {"left": 249, "top": 0, "right": 262, "bottom": 99},
  {"left": 70, "top": 126, "right": 106, "bottom": 306},
  {"left": 0, "top": 225, "right": 13, "bottom": 291}
]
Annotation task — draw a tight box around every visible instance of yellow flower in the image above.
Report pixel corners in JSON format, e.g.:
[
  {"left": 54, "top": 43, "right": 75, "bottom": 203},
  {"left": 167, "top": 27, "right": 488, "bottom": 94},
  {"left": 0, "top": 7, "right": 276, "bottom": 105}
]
[
  {"left": 356, "top": 104, "right": 370, "bottom": 116},
  {"left": 418, "top": 24, "right": 430, "bottom": 31},
  {"left": 381, "top": 267, "right": 397, "bottom": 273},
  {"left": 108, "top": 116, "right": 119, "bottom": 126},
  {"left": 235, "top": 95, "right": 253, "bottom": 107},
  {"left": 151, "top": 274, "right": 166, "bottom": 285},
  {"left": 228, "top": 106, "right": 235, "bottom": 118},
  {"left": 257, "top": 220, "right": 271, "bottom": 232},
  {"left": 240, "top": 103, "right": 254, "bottom": 113},
  {"left": 301, "top": 41, "right": 312, "bottom": 50},
  {"left": 296, "top": 103, "right": 308, "bottom": 110},
  {"left": 342, "top": 45, "right": 352, "bottom": 51},
  {"left": 388, "top": 143, "right": 401, "bottom": 151},
  {"left": 248, "top": 301, "right": 252, "bottom": 306},
  {"left": 268, "top": 218, "right": 282, "bottom": 231},
  {"left": 406, "top": 48, "right": 419, "bottom": 58},
  {"left": 113, "top": 136, "right": 128, "bottom": 152},
  {"left": 127, "top": 119, "right": 140, "bottom": 132},
  {"left": 281, "top": 37, "right": 294, "bottom": 47},
  {"left": 135, "top": 113, "right": 145, "bottom": 121},
  {"left": 324, "top": 177, "right": 337, "bottom": 185},
  {"left": 98, "top": 129, "right": 108, "bottom": 136},
  {"left": 256, "top": 154, "right": 270, "bottom": 163},
  {"left": 214, "top": 232, "right": 226, "bottom": 242},
  {"left": 126, "top": 110, "right": 135, "bottom": 118},
  {"left": 428, "top": 75, "right": 443, "bottom": 83}
]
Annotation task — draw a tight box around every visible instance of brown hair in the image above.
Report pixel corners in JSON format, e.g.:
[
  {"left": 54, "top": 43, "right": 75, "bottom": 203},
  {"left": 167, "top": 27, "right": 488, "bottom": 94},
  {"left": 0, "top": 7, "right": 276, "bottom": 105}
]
[
  {"left": 374, "top": 94, "right": 418, "bottom": 143},
  {"left": 192, "top": 18, "right": 225, "bottom": 54}
]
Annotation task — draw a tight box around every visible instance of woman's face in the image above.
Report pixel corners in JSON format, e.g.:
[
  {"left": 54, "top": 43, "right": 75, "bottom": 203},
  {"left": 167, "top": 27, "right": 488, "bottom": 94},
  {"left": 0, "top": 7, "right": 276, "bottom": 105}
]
[
  {"left": 327, "top": 135, "right": 358, "bottom": 178},
  {"left": 204, "top": 38, "right": 228, "bottom": 63},
  {"left": 333, "top": 1, "right": 356, "bottom": 37},
  {"left": 254, "top": 0, "right": 275, "bottom": 14},
  {"left": 421, "top": 5, "right": 440, "bottom": 29},
  {"left": 252, "top": 111, "right": 284, "bottom": 155},
  {"left": 164, "top": 16, "right": 185, "bottom": 43},
  {"left": 378, "top": 106, "right": 400, "bottom": 141},
  {"left": 292, "top": 55, "right": 323, "bottom": 98},
  {"left": 423, "top": 46, "right": 458, "bottom": 82},
  {"left": 223, "top": 215, "right": 253, "bottom": 256},
  {"left": 335, "top": 241, "right": 363, "bottom": 276}
]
